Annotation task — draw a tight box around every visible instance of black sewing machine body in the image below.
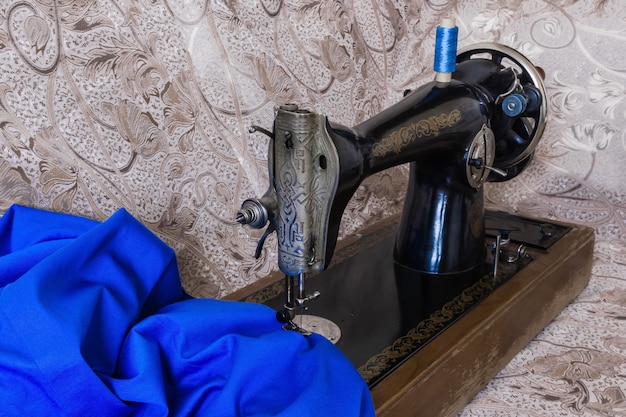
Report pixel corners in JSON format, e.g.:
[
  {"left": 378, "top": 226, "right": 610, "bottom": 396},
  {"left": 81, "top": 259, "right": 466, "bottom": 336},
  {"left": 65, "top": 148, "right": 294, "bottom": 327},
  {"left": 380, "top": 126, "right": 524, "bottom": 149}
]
[
  {"left": 235, "top": 42, "right": 595, "bottom": 416},
  {"left": 327, "top": 75, "right": 498, "bottom": 278},
  {"left": 239, "top": 44, "right": 545, "bottom": 282}
]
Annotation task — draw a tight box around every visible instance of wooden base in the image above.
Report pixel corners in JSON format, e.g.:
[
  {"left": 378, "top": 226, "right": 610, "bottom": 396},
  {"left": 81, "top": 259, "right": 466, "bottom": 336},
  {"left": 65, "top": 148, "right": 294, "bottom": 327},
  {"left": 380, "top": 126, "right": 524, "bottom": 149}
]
[
  {"left": 371, "top": 220, "right": 594, "bottom": 417},
  {"left": 226, "top": 215, "right": 595, "bottom": 417}
]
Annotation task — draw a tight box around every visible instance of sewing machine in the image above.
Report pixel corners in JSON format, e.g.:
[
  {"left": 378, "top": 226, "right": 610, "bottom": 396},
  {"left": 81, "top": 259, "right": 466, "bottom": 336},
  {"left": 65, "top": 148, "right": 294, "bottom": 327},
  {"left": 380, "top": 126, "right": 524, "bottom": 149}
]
[{"left": 234, "top": 26, "right": 594, "bottom": 417}]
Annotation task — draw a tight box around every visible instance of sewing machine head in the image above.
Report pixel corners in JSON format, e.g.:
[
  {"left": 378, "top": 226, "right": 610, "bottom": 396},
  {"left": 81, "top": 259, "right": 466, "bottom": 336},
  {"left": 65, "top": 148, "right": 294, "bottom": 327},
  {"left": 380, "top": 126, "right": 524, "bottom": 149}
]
[{"left": 237, "top": 38, "right": 546, "bottom": 331}]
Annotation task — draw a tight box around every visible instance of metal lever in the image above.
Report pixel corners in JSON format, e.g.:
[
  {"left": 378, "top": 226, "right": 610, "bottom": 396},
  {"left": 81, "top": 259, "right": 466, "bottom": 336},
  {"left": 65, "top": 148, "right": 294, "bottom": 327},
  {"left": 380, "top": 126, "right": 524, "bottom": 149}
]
[
  {"left": 469, "top": 158, "right": 507, "bottom": 178},
  {"left": 249, "top": 125, "right": 274, "bottom": 139},
  {"left": 276, "top": 273, "right": 321, "bottom": 335},
  {"left": 492, "top": 230, "right": 528, "bottom": 279},
  {"left": 492, "top": 234, "right": 502, "bottom": 278}
]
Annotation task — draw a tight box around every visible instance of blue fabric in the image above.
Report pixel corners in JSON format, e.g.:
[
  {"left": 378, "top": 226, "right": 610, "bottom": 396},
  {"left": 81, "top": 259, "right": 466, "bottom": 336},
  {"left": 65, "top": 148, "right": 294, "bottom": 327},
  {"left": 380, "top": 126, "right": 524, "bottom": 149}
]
[{"left": 0, "top": 205, "right": 374, "bottom": 417}]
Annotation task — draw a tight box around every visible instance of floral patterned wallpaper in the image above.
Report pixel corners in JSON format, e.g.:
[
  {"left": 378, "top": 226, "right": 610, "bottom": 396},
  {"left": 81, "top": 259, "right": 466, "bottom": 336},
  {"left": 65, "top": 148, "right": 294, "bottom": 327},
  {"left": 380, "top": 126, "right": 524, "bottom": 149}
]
[{"left": 1, "top": 0, "right": 625, "bottom": 415}]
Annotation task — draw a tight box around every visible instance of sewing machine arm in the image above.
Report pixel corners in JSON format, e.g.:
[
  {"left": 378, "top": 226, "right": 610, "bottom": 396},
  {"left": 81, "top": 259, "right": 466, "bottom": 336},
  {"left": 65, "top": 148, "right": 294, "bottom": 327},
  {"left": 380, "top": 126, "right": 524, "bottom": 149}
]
[
  {"left": 237, "top": 43, "right": 546, "bottom": 328},
  {"left": 239, "top": 43, "right": 545, "bottom": 274}
]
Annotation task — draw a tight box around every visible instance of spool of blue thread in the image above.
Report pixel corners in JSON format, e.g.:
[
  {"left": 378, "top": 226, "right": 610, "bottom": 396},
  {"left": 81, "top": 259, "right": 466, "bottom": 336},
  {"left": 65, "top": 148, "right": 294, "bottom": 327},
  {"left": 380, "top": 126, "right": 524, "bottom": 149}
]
[{"left": 434, "top": 18, "right": 458, "bottom": 83}]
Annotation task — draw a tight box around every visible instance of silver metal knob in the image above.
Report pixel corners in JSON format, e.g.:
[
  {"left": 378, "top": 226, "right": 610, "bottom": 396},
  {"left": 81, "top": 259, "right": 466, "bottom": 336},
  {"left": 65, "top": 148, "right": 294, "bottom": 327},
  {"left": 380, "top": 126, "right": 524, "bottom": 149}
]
[{"left": 236, "top": 199, "right": 268, "bottom": 229}]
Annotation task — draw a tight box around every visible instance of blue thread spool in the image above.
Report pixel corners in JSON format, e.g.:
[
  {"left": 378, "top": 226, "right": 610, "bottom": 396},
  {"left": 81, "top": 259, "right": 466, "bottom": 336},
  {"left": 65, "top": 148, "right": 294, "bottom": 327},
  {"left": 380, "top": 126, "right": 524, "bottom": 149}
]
[{"left": 434, "top": 18, "right": 458, "bottom": 82}]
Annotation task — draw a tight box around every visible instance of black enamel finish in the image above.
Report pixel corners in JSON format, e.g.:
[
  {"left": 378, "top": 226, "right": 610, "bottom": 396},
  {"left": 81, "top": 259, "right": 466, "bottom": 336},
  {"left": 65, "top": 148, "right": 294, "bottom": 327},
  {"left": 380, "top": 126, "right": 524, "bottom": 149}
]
[{"left": 321, "top": 57, "right": 526, "bottom": 274}]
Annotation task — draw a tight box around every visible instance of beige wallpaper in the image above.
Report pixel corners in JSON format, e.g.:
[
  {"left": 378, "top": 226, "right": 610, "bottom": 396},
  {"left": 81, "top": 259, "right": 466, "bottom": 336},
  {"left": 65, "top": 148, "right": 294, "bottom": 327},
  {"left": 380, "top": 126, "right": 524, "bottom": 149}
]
[{"left": 1, "top": 0, "right": 626, "bottom": 415}]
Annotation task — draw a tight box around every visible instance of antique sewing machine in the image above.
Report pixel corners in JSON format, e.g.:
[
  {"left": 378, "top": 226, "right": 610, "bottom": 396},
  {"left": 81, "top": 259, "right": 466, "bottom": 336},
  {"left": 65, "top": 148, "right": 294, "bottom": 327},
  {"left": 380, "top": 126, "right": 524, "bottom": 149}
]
[{"left": 234, "top": 21, "right": 594, "bottom": 417}]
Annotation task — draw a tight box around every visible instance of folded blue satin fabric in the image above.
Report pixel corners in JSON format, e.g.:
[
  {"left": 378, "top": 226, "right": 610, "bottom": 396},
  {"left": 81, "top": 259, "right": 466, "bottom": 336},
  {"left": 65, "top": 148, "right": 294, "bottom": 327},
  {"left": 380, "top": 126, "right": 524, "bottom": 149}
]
[{"left": 0, "top": 205, "right": 374, "bottom": 416}]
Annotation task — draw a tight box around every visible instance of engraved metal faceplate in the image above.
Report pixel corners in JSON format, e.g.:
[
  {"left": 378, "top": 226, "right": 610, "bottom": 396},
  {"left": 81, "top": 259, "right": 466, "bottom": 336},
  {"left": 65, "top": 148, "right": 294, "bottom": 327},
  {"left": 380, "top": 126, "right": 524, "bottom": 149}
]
[{"left": 272, "top": 106, "right": 340, "bottom": 276}]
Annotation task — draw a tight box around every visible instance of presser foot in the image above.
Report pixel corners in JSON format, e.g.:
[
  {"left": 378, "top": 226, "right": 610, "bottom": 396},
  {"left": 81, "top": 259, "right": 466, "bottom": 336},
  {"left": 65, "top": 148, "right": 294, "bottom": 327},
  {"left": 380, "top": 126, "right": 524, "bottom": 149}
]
[
  {"left": 276, "top": 304, "right": 312, "bottom": 335},
  {"left": 282, "top": 319, "right": 313, "bottom": 336},
  {"left": 278, "top": 307, "right": 342, "bottom": 343}
]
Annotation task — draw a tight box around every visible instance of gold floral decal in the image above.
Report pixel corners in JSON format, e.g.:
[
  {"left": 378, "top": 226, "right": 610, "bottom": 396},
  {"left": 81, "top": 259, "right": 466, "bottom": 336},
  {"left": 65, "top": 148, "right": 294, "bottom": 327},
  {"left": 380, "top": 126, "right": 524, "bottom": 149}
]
[
  {"left": 357, "top": 257, "right": 528, "bottom": 385},
  {"left": 372, "top": 109, "right": 462, "bottom": 157}
]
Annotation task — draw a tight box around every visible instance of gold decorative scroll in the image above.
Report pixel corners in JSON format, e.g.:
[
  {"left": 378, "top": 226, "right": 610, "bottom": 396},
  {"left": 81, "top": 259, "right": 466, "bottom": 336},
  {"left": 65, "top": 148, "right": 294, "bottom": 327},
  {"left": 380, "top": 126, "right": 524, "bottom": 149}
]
[{"left": 372, "top": 110, "right": 462, "bottom": 157}]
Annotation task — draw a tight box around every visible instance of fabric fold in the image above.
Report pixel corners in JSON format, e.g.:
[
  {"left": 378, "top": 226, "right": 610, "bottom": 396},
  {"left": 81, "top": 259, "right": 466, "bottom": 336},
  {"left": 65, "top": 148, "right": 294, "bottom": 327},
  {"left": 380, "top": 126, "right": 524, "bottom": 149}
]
[{"left": 0, "top": 205, "right": 374, "bottom": 417}]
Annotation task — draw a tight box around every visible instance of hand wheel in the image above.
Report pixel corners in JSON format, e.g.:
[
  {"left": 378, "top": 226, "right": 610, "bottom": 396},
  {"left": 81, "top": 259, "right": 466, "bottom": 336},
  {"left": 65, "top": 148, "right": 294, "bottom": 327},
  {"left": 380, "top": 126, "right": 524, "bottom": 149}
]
[{"left": 457, "top": 43, "right": 547, "bottom": 180}]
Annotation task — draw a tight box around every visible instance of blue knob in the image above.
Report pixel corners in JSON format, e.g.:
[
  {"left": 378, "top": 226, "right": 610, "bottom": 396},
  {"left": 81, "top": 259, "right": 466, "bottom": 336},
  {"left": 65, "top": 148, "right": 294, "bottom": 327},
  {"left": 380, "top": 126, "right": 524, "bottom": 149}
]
[{"left": 502, "top": 94, "right": 527, "bottom": 117}]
